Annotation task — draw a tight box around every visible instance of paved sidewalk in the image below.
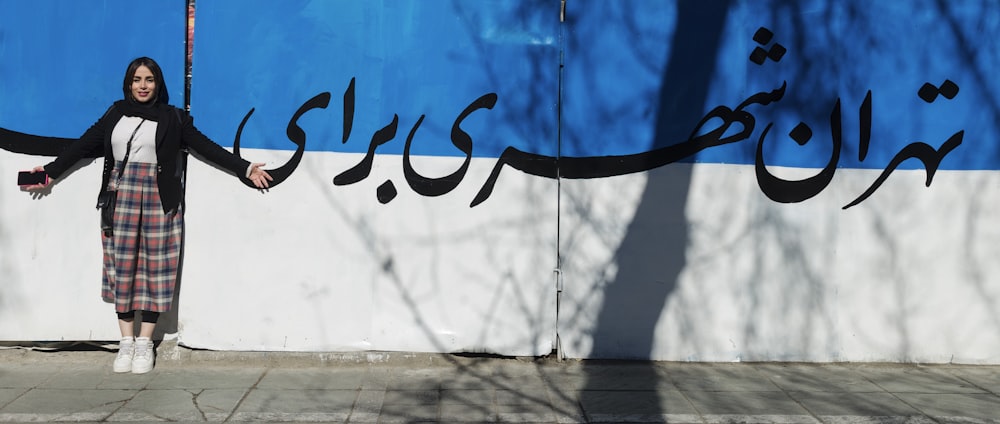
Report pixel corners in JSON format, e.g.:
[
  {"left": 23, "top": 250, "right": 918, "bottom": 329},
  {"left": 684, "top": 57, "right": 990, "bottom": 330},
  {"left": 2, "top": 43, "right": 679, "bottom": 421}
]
[{"left": 0, "top": 343, "right": 998, "bottom": 423}]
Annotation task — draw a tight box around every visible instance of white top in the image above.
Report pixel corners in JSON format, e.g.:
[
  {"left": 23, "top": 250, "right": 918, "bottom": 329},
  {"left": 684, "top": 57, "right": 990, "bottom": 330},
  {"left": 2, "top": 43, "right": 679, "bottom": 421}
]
[{"left": 111, "top": 116, "right": 158, "bottom": 164}]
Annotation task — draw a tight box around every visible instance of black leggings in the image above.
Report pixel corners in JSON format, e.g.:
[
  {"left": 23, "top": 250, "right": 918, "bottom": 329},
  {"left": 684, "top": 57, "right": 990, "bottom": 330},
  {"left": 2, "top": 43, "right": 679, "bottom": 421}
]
[{"left": 117, "top": 310, "right": 160, "bottom": 324}]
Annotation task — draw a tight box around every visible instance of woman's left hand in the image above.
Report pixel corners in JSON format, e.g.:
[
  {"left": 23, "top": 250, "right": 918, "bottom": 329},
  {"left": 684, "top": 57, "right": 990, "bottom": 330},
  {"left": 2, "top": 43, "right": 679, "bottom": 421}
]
[{"left": 248, "top": 163, "right": 273, "bottom": 189}]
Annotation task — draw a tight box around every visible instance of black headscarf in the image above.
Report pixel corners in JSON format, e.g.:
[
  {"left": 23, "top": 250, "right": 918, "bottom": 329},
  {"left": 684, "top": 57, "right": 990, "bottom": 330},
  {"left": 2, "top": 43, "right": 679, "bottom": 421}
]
[{"left": 115, "top": 99, "right": 169, "bottom": 121}]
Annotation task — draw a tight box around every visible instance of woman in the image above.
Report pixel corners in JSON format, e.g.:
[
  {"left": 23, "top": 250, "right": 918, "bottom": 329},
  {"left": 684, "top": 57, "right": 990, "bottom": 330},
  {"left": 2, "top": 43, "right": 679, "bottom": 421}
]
[{"left": 25, "top": 57, "right": 272, "bottom": 374}]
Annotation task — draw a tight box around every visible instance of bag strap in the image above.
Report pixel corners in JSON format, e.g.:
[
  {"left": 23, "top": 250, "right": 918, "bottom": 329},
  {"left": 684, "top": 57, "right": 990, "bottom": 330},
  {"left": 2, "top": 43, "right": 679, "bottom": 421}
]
[{"left": 113, "top": 119, "right": 145, "bottom": 189}]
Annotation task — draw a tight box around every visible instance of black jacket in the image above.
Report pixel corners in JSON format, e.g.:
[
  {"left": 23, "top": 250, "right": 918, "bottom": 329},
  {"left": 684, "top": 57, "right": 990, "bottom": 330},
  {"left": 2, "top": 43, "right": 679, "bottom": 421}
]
[{"left": 44, "top": 101, "right": 250, "bottom": 213}]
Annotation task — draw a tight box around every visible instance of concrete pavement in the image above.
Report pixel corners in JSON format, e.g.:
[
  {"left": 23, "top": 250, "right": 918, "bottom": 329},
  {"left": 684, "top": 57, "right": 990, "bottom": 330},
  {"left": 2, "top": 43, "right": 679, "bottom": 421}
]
[{"left": 1, "top": 342, "right": 998, "bottom": 423}]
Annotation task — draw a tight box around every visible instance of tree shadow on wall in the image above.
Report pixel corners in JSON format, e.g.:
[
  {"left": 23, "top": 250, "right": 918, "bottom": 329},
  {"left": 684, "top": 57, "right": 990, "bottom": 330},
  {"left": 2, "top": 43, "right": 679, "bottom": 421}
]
[{"left": 573, "top": 0, "right": 732, "bottom": 420}]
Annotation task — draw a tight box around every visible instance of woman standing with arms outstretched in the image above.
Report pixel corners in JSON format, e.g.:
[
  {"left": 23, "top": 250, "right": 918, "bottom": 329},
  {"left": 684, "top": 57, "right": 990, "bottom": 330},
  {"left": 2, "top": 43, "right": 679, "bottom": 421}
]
[{"left": 23, "top": 57, "right": 272, "bottom": 374}]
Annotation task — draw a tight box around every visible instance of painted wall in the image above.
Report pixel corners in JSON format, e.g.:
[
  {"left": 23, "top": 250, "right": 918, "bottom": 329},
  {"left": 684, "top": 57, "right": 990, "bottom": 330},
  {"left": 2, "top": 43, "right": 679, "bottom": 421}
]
[
  {"left": 1, "top": 0, "right": 998, "bottom": 363},
  {"left": 557, "top": 0, "right": 1000, "bottom": 363}
]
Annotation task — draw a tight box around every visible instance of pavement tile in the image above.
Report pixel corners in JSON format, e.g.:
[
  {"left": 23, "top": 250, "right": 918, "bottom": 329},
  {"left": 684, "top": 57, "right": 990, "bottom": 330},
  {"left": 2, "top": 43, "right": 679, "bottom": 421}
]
[
  {"left": 492, "top": 374, "right": 550, "bottom": 391},
  {"left": 256, "top": 367, "right": 369, "bottom": 390},
  {"left": 496, "top": 388, "right": 550, "bottom": 405},
  {"left": 95, "top": 374, "right": 158, "bottom": 390},
  {"left": 104, "top": 388, "right": 246, "bottom": 422},
  {"left": 383, "top": 389, "right": 440, "bottom": 405},
  {"left": 581, "top": 362, "right": 670, "bottom": 380},
  {"left": 545, "top": 381, "right": 578, "bottom": 398},
  {"left": 944, "top": 366, "right": 1000, "bottom": 394},
  {"left": 107, "top": 388, "right": 201, "bottom": 420},
  {"left": 787, "top": 391, "right": 922, "bottom": 416},
  {"left": 229, "top": 411, "right": 352, "bottom": 422},
  {"left": 350, "top": 411, "right": 382, "bottom": 423},
  {"left": 497, "top": 401, "right": 565, "bottom": 416},
  {"left": 145, "top": 366, "right": 265, "bottom": 389},
  {"left": 493, "top": 361, "right": 548, "bottom": 378},
  {"left": 818, "top": 417, "right": 938, "bottom": 424},
  {"left": 579, "top": 389, "right": 698, "bottom": 416},
  {"left": 536, "top": 363, "right": 586, "bottom": 391},
  {"left": 197, "top": 389, "right": 252, "bottom": 420},
  {"left": 546, "top": 403, "right": 587, "bottom": 423},
  {"left": 895, "top": 393, "right": 1000, "bottom": 421},
  {"left": 540, "top": 361, "right": 675, "bottom": 392},
  {"left": 441, "top": 373, "right": 503, "bottom": 390},
  {"left": 935, "top": 419, "right": 1000, "bottom": 424},
  {"left": 352, "top": 389, "right": 384, "bottom": 413},
  {"left": 390, "top": 368, "right": 444, "bottom": 390},
  {"left": 379, "top": 402, "right": 439, "bottom": 422},
  {"left": 685, "top": 390, "right": 809, "bottom": 415},
  {"left": 361, "top": 366, "right": 393, "bottom": 391},
  {"left": 1, "top": 388, "right": 135, "bottom": 416},
  {"left": 580, "top": 375, "right": 677, "bottom": 392},
  {"left": 756, "top": 364, "right": 885, "bottom": 392},
  {"left": 701, "top": 414, "right": 821, "bottom": 423},
  {"left": 854, "top": 365, "right": 986, "bottom": 394},
  {"left": 0, "top": 388, "right": 26, "bottom": 409},
  {"left": 667, "top": 363, "right": 782, "bottom": 392},
  {"left": 106, "top": 411, "right": 203, "bottom": 422},
  {"left": 440, "top": 402, "right": 496, "bottom": 422},
  {"left": 235, "top": 388, "right": 357, "bottom": 414},
  {"left": 585, "top": 412, "right": 703, "bottom": 423},
  {"left": 31, "top": 364, "right": 157, "bottom": 391},
  {"left": 0, "top": 412, "right": 114, "bottom": 422},
  {"left": 497, "top": 411, "right": 558, "bottom": 423},
  {"left": 4, "top": 349, "right": 1000, "bottom": 424},
  {"left": 441, "top": 388, "right": 495, "bottom": 404},
  {"left": 0, "top": 365, "right": 58, "bottom": 388}
]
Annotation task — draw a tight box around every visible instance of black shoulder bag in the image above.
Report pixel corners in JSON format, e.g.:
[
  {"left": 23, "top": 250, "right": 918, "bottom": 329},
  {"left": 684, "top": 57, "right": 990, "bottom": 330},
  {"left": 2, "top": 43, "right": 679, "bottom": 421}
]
[{"left": 97, "top": 119, "right": 145, "bottom": 237}]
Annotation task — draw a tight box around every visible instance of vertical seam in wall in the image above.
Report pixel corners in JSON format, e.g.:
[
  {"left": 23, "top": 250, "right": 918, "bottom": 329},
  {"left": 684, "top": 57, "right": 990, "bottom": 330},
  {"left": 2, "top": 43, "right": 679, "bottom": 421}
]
[{"left": 555, "top": 0, "right": 566, "bottom": 357}]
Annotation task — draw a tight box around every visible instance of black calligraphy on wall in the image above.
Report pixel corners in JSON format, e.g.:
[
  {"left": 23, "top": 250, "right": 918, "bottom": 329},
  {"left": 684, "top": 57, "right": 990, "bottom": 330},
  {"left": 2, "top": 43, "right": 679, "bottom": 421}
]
[{"left": 1, "top": 27, "right": 963, "bottom": 210}]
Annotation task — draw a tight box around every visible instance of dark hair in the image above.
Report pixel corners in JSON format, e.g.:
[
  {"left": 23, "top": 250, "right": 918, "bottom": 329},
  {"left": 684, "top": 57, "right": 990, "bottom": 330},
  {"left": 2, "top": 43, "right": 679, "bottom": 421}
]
[{"left": 122, "top": 57, "right": 169, "bottom": 105}]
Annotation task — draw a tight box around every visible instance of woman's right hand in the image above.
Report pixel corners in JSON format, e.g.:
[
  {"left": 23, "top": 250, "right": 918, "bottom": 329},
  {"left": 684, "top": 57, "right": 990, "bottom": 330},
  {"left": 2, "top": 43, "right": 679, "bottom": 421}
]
[{"left": 22, "top": 166, "right": 51, "bottom": 191}]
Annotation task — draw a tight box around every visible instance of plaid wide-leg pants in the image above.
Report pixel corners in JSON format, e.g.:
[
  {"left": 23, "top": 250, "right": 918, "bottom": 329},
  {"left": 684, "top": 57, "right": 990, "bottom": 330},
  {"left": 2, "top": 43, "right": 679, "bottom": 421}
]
[{"left": 101, "top": 161, "right": 183, "bottom": 313}]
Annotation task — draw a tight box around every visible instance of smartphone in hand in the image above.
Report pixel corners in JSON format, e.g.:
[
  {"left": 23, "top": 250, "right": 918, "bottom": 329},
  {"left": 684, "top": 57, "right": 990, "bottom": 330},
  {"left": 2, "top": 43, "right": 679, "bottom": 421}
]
[{"left": 17, "top": 170, "right": 49, "bottom": 186}]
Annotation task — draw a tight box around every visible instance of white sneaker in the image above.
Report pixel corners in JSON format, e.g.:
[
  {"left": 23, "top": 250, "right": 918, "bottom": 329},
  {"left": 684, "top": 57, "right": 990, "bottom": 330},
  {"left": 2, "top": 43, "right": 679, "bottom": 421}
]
[
  {"left": 113, "top": 337, "right": 134, "bottom": 373},
  {"left": 131, "top": 337, "right": 155, "bottom": 374}
]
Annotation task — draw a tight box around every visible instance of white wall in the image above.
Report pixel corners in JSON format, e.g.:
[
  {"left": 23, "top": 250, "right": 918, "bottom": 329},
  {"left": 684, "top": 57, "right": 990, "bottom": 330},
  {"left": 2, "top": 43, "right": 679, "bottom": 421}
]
[
  {"left": 3, "top": 150, "right": 999, "bottom": 363},
  {"left": 178, "top": 150, "right": 558, "bottom": 356},
  {"left": 0, "top": 155, "right": 115, "bottom": 341},
  {"left": 558, "top": 164, "right": 1000, "bottom": 363}
]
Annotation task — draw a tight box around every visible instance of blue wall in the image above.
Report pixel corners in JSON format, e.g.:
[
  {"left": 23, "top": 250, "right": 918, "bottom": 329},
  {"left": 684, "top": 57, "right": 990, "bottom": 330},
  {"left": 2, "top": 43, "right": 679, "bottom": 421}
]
[
  {"left": 563, "top": 0, "right": 1000, "bottom": 171},
  {"left": 191, "top": 0, "right": 560, "bottom": 160},
  {"left": 2, "top": 0, "right": 999, "bottom": 207},
  {"left": 0, "top": 0, "right": 184, "bottom": 137}
]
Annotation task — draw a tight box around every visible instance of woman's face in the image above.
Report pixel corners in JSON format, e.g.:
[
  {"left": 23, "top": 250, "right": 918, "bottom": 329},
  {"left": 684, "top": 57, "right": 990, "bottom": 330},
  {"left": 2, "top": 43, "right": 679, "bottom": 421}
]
[{"left": 130, "top": 65, "right": 156, "bottom": 103}]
